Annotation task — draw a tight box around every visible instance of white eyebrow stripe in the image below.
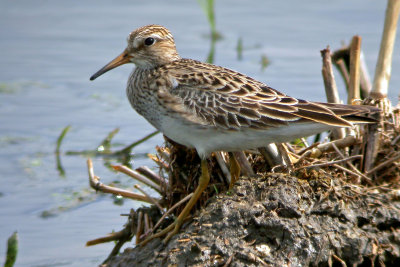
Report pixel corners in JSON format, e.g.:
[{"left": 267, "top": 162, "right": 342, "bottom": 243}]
[{"left": 149, "top": 34, "right": 162, "bottom": 39}]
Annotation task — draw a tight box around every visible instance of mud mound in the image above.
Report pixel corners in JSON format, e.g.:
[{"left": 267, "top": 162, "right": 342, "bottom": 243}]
[{"left": 106, "top": 173, "right": 400, "bottom": 266}]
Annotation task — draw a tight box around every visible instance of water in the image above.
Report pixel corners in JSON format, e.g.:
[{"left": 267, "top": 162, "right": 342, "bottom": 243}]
[{"left": 0, "top": 0, "right": 399, "bottom": 266}]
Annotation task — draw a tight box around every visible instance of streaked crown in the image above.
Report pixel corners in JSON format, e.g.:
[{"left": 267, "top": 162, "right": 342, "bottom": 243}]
[{"left": 127, "top": 24, "right": 180, "bottom": 68}]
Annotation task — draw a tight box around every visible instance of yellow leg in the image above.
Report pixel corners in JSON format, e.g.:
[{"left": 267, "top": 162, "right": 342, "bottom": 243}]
[
  {"left": 140, "top": 159, "right": 210, "bottom": 246},
  {"left": 228, "top": 152, "right": 241, "bottom": 190}
]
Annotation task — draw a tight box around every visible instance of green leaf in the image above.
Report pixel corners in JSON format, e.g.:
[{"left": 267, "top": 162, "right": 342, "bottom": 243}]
[{"left": 4, "top": 231, "right": 18, "bottom": 267}]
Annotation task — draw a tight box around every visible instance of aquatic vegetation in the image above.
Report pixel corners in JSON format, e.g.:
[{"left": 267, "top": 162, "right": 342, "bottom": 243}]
[
  {"left": 197, "top": 0, "right": 220, "bottom": 40},
  {"left": 4, "top": 231, "right": 18, "bottom": 267}
]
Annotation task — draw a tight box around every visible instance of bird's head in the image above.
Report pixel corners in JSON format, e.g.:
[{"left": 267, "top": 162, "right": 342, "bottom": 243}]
[{"left": 90, "top": 25, "right": 180, "bottom": 80}]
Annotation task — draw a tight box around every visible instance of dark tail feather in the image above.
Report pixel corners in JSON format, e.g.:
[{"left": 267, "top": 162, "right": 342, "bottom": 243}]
[
  {"left": 342, "top": 115, "right": 378, "bottom": 124},
  {"left": 316, "top": 102, "right": 380, "bottom": 125}
]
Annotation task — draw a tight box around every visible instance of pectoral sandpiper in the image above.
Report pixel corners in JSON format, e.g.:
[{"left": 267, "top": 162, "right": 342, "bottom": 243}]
[{"left": 90, "top": 24, "right": 378, "bottom": 244}]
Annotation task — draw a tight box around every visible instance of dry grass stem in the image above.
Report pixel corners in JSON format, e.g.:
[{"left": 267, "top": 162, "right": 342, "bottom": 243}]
[
  {"left": 215, "top": 151, "right": 231, "bottom": 183},
  {"left": 366, "top": 152, "right": 400, "bottom": 175},
  {"left": 86, "top": 229, "right": 127, "bottom": 247},
  {"left": 277, "top": 143, "right": 293, "bottom": 171},
  {"left": 371, "top": 0, "right": 400, "bottom": 99},
  {"left": 348, "top": 35, "right": 362, "bottom": 104},
  {"left": 148, "top": 153, "right": 169, "bottom": 170},
  {"left": 233, "top": 151, "right": 255, "bottom": 176},
  {"left": 134, "top": 184, "right": 164, "bottom": 214},
  {"left": 136, "top": 211, "right": 143, "bottom": 244},
  {"left": 258, "top": 144, "right": 285, "bottom": 167},
  {"left": 321, "top": 47, "right": 341, "bottom": 104},
  {"left": 150, "top": 193, "right": 194, "bottom": 234},
  {"left": 300, "top": 155, "right": 362, "bottom": 170},
  {"left": 87, "top": 159, "right": 156, "bottom": 204},
  {"left": 332, "top": 254, "right": 347, "bottom": 267},
  {"left": 136, "top": 166, "right": 165, "bottom": 188},
  {"left": 331, "top": 143, "right": 371, "bottom": 182},
  {"left": 144, "top": 213, "right": 150, "bottom": 234},
  {"left": 112, "top": 165, "right": 162, "bottom": 193},
  {"left": 310, "top": 136, "right": 357, "bottom": 158},
  {"left": 321, "top": 47, "right": 345, "bottom": 139}
]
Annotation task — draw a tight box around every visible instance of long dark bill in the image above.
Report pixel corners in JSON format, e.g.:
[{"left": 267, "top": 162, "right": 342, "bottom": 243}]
[{"left": 90, "top": 49, "right": 131, "bottom": 81}]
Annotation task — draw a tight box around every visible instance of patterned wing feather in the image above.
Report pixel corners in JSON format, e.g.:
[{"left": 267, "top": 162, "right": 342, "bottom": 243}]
[{"left": 157, "top": 59, "right": 374, "bottom": 130}]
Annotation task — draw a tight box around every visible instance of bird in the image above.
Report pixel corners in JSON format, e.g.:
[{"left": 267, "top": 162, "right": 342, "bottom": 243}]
[{"left": 90, "top": 24, "right": 378, "bottom": 244}]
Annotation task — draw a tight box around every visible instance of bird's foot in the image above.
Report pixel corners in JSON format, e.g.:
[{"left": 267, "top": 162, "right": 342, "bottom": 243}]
[{"left": 140, "top": 159, "right": 210, "bottom": 247}]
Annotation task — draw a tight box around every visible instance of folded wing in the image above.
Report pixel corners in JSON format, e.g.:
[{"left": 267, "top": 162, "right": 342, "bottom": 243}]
[{"left": 155, "top": 59, "right": 378, "bottom": 131}]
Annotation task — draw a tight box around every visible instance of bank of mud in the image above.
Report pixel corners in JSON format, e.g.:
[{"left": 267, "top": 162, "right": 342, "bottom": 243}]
[{"left": 105, "top": 173, "right": 400, "bottom": 266}]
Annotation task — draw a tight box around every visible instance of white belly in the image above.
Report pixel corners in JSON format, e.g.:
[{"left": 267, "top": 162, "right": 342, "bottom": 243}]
[{"left": 159, "top": 115, "right": 335, "bottom": 158}]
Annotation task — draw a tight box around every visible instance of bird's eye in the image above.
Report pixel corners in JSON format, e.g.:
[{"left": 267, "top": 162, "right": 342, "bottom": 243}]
[{"left": 144, "top": 37, "right": 155, "bottom": 46}]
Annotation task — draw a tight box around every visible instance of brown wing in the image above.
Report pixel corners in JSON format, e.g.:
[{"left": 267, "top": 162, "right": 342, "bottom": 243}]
[{"left": 156, "top": 59, "right": 374, "bottom": 130}]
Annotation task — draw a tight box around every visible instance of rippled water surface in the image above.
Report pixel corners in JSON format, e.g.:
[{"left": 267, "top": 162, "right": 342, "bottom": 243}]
[{"left": 0, "top": 0, "right": 399, "bottom": 266}]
